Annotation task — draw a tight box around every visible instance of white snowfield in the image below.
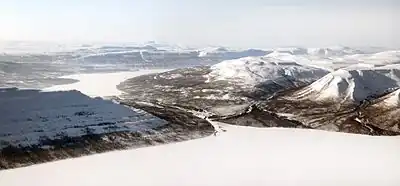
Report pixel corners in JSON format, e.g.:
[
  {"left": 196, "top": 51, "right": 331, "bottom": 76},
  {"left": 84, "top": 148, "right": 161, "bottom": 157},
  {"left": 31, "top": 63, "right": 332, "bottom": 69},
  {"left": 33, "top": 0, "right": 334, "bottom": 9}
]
[
  {"left": 1, "top": 123, "right": 400, "bottom": 186},
  {"left": 43, "top": 69, "right": 168, "bottom": 97},
  {"left": 374, "top": 89, "right": 400, "bottom": 107},
  {"left": 383, "top": 89, "right": 400, "bottom": 106},
  {"left": 291, "top": 68, "right": 400, "bottom": 102},
  {"left": 208, "top": 55, "right": 329, "bottom": 86}
]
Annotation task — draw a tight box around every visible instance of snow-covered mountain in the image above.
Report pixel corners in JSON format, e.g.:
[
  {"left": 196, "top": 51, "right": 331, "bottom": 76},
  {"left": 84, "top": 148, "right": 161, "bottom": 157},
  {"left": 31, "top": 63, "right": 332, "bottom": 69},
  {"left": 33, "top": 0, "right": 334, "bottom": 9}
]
[
  {"left": 208, "top": 56, "right": 329, "bottom": 86},
  {"left": 343, "top": 50, "right": 400, "bottom": 65},
  {"left": 117, "top": 55, "right": 332, "bottom": 131},
  {"left": 260, "top": 48, "right": 400, "bottom": 71},
  {"left": 290, "top": 68, "right": 400, "bottom": 103},
  {"left": 116, "top": 50, "right": 400, "bottom": 132},
  {"left": 119, "top": 55, "right": 330, "bottom": 106},
  {"left": 307, "top": 46, "right": 363, "bottom": 56},
  {"left": 272, "top": 46, "right": 366, "bottom": 56},
  {"left": 197, "top": 47, "right": 229, "bottom": 57},
  {"left": 259, "top": 63, "right": 400, "bottom": 134}
]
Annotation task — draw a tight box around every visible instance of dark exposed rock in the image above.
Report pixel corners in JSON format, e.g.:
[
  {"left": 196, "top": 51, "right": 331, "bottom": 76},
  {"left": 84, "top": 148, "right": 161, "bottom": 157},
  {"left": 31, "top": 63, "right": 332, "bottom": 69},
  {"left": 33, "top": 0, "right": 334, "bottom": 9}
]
[{"left": 214, "top": 105, "right": 308, "bottom": 129}]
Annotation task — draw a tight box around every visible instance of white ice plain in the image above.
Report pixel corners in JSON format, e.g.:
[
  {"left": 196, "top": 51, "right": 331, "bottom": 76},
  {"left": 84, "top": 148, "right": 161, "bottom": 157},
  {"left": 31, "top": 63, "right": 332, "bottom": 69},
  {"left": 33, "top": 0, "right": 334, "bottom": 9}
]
[
  {"left": 1, "top": 69, "right": 400, "bottom": 186},
  {"left": 42, "top": 69, "right": 168, "bottom": 98},
  {"left": 1, "top": 123, "right": 400, "bottom": 186}
]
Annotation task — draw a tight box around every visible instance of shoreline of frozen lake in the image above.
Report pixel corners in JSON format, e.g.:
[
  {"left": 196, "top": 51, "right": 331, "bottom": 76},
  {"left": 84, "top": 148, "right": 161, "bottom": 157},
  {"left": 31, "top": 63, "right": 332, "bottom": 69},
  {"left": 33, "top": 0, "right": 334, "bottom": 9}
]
[{"left": 42, "top": 69, "right": 169, "bottom": 97}]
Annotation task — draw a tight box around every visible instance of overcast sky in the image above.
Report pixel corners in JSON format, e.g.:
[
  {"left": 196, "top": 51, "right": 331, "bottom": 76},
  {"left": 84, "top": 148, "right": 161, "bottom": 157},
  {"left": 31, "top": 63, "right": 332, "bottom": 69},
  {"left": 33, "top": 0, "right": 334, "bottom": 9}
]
[{"left": 0, "top": 0, "right": 399, "bottom": 48}]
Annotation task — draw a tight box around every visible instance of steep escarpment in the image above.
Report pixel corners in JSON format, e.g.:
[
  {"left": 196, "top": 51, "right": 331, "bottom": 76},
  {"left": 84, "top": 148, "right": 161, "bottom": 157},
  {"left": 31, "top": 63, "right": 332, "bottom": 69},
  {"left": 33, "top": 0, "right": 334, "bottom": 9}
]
[{"left": 0, "top": 88, "right": 213, "bottom": 169}]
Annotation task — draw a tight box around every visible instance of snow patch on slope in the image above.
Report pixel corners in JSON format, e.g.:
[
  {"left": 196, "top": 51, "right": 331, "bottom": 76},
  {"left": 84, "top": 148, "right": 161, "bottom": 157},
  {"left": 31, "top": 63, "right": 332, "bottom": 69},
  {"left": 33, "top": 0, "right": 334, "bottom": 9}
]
[
  {"left": 377, "top": 89, "right": 400, "bottom": 107},
  {"left": 208, "top": 56, "right": 329, "bottom": 86}
]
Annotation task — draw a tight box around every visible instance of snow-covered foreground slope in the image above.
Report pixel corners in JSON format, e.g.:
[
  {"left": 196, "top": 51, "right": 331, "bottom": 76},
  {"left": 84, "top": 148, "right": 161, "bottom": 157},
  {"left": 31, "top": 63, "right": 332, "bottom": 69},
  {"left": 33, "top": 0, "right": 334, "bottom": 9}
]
[
  {"left": 208, "top": 56, "right": 329, "bottom": 86},
  {"left": 43, "top": 69, "right": 168, "bottom": 97},
  {"left": 1, "top": 122, "right": 399, "bottom": 186}
]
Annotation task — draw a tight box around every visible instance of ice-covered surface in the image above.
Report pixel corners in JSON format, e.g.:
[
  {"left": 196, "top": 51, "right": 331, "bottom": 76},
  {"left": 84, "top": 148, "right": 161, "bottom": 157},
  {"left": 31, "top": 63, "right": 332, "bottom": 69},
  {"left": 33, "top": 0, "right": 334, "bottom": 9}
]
[
  {"left": 43, "top": 70, "right": 168, "bottom": 97},
  {"left": 292, "top": 69, "right": 400, "bottom": 102},
  {"left": 208, "top": 56, "right": 329, "bottom": 86},
  {"left": 1, "top": 122, "right": 400, "bottom": 186},
  {"left": 0, "top": 88, "right": 167, "bottom": 148}
]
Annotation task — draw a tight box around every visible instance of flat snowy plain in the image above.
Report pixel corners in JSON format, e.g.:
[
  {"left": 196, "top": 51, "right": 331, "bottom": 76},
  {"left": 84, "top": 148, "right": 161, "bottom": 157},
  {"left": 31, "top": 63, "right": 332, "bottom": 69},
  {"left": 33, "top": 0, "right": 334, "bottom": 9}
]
[
  {"left": 43, "top": 69, "right": 168, "bottom": 97},
  {"left": 1, "top": 69, "right": 400, "bottom": 186}
]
